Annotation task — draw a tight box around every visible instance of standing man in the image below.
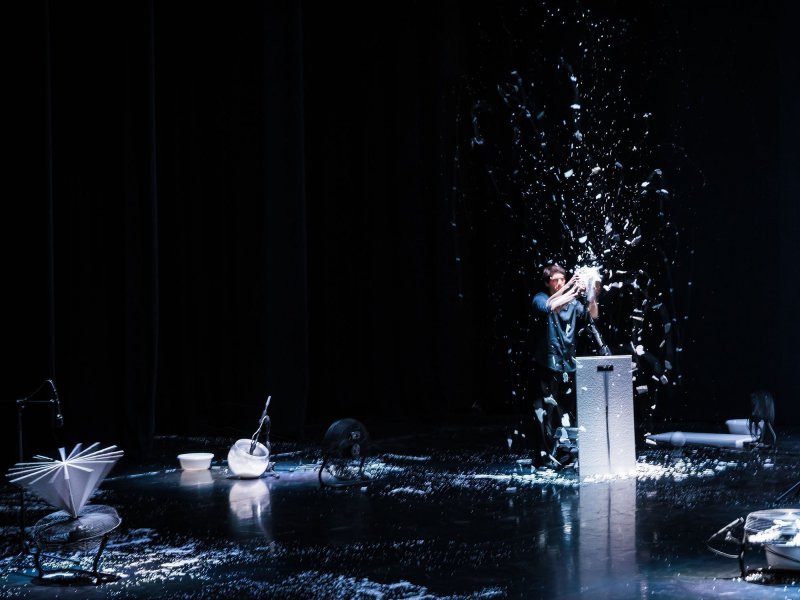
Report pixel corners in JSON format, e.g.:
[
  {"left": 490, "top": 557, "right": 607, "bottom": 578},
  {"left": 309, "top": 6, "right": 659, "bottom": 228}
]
[{"left": 530, "top": 263, "right": 599, "bottom": 467}]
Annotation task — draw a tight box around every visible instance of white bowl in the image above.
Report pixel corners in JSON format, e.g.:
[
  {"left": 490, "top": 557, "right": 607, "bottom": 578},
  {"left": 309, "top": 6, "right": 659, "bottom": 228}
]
[
  {"left": 227, "top": 439, "right": 270, "bottom": 478},
  {"left": 177, "top": 452, "right": 214, "bottom": 470}
]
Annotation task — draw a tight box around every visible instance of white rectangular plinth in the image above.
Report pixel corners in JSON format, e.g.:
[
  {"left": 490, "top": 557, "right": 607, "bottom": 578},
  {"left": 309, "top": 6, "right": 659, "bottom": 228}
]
[{"left": 575, "top": 355, "right": 636, "bottom": 477}]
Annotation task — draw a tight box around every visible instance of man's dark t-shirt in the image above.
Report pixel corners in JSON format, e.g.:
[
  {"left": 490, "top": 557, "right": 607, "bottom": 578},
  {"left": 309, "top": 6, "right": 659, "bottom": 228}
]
[{"left": 532, "top": 291, "right": 586, "bottom": 373}]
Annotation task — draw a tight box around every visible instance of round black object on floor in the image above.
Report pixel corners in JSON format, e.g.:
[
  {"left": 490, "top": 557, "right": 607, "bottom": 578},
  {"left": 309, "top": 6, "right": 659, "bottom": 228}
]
[
  {"left": 319, "top": 418, "right": 370, "bottom": 488},
  {"left": 31, "top": 504, "right": 121, "bottom": 585}
]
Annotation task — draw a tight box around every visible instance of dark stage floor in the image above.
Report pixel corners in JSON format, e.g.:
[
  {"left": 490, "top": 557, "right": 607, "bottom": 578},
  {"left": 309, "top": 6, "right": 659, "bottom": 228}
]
[{"left": 1, "top": 420, "right": 800, "bottom": 599}]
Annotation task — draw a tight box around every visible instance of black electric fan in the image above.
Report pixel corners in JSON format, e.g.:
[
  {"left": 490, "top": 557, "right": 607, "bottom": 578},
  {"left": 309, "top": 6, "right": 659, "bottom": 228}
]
[{"left": 318, "top": 418, "right": 370, "bottom": 488}]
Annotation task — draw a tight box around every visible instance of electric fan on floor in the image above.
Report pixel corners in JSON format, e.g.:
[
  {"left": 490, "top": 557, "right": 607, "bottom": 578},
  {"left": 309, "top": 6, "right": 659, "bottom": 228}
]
[
  {"left": 318, "top": 418, "right": 370, "bottom": 488},
  {"left": 707, "top": 507, "right": 800, "bottom": 585}
]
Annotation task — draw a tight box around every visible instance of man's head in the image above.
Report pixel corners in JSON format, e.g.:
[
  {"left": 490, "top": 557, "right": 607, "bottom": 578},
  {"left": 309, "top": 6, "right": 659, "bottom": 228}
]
[{"left": 543, "top": 264, "right": 566, "bottom": 295}]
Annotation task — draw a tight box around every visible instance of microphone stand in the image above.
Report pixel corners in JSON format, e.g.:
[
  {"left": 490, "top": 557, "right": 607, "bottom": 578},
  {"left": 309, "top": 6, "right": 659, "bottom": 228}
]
[
  {"left": 14, "top": 379, "right": 63, "bottom": 557},
  {"left": 579, "top": 280, "right": 610, "bottom": 357},
  {"left": 587, "top": 314, "right": 612, "bottom": 356}
]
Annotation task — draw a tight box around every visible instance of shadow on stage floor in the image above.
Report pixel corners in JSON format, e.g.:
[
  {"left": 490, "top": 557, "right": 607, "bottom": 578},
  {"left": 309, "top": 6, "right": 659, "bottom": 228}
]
[{"left": 1, "top": 419, "right": 799, "bottom": 598}]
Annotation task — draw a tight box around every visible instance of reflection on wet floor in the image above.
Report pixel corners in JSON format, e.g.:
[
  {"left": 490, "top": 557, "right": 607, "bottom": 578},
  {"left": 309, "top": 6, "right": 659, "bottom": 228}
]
[{"left": 1, "top": 424, "right": 799, "bottom": 598}]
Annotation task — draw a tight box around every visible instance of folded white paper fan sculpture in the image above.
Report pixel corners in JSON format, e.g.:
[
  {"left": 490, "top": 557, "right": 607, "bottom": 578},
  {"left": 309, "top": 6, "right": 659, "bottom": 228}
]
[{"left": 6, "top": 443, "right": 124, "bottom": 518}]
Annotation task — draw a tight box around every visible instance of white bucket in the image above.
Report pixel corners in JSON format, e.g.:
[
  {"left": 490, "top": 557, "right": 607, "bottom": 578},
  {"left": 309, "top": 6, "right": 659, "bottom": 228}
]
[{"left": 227, "top": 439, "right": 270, "bottom": 478}]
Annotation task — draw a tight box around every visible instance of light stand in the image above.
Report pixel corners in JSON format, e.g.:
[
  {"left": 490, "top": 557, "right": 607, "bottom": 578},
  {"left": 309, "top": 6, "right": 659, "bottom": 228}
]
[{"left": 13, "top": 379, "right": 63, "bottom": 557}]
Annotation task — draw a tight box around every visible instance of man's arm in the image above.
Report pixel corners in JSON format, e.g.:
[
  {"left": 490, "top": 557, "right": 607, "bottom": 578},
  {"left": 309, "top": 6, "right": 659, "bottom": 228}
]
[
  {"left": 547, "top": 275, "right": 582, "bottom": 312},
  {"left": 548, "top": 287, "right": 580, "bottom": 312}
]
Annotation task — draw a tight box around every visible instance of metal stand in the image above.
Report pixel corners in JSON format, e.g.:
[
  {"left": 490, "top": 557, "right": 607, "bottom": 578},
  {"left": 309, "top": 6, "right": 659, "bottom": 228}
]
[
  {"left": 776, "top": 480, "right": 800, "bottom": 503},
  {"left": 586, "top": 315, "right": 611, "bottom": 356},
  {"left": 13, "top": 380, "right": 63, "bottom": 557}
]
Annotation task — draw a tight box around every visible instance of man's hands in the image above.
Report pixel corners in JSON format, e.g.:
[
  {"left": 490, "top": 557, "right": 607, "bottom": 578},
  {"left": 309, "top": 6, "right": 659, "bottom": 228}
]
[
  {"left": 546, "top": 272, "right": 600, "bottom": 317},
  {"left": 547, "top": 275, "right": 582, "bottom": 312}
]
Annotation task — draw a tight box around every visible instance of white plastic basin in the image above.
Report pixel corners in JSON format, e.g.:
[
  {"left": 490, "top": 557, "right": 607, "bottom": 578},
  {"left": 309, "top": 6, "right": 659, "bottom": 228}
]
[{"left": 177, "top": 452, "right": 214, "bottom": 470}]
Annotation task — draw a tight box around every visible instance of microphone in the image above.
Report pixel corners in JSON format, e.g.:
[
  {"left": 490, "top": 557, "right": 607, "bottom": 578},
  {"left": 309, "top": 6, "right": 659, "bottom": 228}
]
[{"left": 49, "top": 379, "right": 64, "bottom": 428}]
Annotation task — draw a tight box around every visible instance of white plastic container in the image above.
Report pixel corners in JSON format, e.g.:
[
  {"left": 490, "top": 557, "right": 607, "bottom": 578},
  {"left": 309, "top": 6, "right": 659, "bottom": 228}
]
[{"left": 177, "top": 452, "right": 214, "bottom": 470}]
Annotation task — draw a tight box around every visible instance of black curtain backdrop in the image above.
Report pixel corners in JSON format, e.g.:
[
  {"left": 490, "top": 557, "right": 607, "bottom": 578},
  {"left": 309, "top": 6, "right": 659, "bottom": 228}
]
[
  {"left": 4, "top": 1, "right": 309, "bottom": 464},
  {"left": 303, "top": 2, "right": 477, "bottom": 428},
  {"left": 3, "top": 1, "right": 799, "bottom": 467}
]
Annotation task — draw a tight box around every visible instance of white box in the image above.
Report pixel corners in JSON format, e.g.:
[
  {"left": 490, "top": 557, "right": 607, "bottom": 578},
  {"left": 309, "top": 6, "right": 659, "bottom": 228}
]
[{"left": 575, "top": 355, "right": 636, "bottom": 477}]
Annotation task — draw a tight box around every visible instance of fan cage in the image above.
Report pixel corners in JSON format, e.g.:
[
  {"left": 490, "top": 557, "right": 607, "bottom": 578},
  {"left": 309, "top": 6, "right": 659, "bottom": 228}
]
[
  {"left": 319, "top": 418, "right": 371, "bottom": 487},
  {"left": 33, "top": 505, "right": 122, "bottom": 552},
  {"left": 745, "top": 509, "right": 800, "bottom": 546}
]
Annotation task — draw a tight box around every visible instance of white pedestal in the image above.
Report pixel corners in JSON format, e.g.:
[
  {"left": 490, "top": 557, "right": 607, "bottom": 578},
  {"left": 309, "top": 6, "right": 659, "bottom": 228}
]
[{"left": 575, "top": 355, "right": 636, "bottom": 477}]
